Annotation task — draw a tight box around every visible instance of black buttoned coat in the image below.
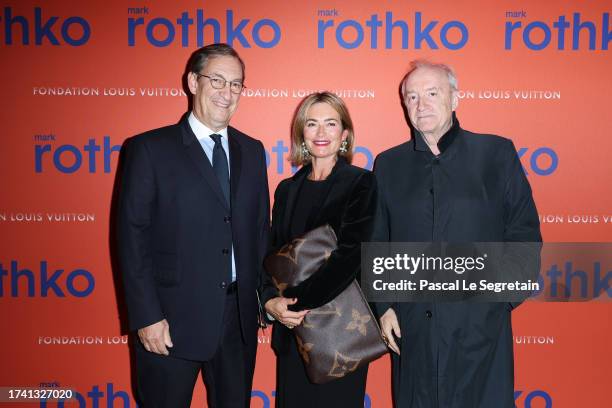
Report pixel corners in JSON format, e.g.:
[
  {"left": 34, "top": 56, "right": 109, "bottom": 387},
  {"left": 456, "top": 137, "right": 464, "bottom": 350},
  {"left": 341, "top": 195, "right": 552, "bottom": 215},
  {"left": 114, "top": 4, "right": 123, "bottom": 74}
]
[{"left": 373, "top": 117, "right": 542, "bottom": 408}]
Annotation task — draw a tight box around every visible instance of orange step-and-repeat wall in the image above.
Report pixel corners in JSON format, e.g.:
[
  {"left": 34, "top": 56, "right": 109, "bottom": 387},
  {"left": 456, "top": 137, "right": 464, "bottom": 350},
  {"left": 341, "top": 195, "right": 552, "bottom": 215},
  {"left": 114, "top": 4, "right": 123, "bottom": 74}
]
[{"left": 1, "top": 1, "right": 610, "bottom": 407}]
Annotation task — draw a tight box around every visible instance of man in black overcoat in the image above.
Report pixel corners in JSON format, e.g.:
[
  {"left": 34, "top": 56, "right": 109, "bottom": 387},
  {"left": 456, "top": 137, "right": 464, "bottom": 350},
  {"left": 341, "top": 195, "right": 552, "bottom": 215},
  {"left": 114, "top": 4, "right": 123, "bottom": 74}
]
[{"left": 373, "top": 60, "right": 542, "bottom": 408}]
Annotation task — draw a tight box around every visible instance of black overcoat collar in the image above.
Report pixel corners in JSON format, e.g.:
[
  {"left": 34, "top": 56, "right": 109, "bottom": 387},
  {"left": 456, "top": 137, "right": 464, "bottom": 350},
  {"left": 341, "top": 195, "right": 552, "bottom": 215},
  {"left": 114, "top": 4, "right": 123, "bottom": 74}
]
[{"left": 414, "top": 112, "right": 461, "bottom": 156}]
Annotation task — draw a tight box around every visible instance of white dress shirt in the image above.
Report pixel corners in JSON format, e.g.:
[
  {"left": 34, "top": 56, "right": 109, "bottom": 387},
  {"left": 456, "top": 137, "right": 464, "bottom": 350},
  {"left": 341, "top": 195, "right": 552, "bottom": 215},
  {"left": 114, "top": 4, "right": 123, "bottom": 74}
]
[{"left": 188, "top": 112, "right": 237, "bottom": 282}]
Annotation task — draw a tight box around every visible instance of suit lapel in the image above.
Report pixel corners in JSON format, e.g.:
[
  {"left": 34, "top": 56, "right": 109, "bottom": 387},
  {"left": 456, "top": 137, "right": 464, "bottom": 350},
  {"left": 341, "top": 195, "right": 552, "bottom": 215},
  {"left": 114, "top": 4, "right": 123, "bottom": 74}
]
[
  {"left": 180, "top": 120, "right": 230, "bottom": 211},
  {"left": 228, "top": 127, "right": 242, "bottom": 208}
]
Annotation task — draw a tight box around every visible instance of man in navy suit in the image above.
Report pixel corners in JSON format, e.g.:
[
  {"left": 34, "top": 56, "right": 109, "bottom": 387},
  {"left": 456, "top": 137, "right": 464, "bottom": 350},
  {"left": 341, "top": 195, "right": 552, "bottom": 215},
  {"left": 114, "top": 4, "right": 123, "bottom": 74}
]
[{"left": 117, "top": 43, "right": 270, "bottom": 407}]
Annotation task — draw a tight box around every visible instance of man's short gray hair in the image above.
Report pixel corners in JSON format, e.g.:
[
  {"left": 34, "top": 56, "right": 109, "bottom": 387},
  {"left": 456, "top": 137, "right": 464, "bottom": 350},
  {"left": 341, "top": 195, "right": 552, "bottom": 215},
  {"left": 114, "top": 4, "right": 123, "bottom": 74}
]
[{"left": 403, "top": 60, "right": 458, "bottom": 91}]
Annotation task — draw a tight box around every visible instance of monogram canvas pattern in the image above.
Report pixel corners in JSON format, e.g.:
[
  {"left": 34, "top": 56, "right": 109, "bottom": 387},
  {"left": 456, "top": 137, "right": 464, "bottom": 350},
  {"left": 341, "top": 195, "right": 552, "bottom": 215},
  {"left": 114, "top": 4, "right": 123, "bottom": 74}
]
[
  {"left": 271, "top": 276, "right": 288, "bottom": 295},
  {"left": 264, "top": 224, "right": 388, "bottom": 384},
  {"left": 277, "top": 238, "right": 305, "bottom": 264},
  {"left": 302, "top": 304, "right": 342, "bottom": 329},
  {"left": 296, "top": 335, "right": 314, "bottom": 364},
  {"left": 328, "top": 351, "right": 361, "bottom": 378},
  {"left": 346, "top": 309, "right": 371, "bottom": 336}
]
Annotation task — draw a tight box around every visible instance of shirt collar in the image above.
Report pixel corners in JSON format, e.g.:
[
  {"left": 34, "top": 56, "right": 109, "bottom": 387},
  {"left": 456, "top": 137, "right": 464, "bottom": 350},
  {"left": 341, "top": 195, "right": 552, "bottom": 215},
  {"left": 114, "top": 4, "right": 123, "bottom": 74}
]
[{"left": 188, "top": 112, "right": 229, "bottom": 141}]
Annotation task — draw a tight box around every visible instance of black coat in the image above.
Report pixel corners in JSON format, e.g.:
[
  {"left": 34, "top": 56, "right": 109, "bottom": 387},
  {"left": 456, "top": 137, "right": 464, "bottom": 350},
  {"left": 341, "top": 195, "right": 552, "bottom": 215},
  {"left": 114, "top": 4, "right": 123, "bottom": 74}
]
[
  {"left": 117, "top": 118, "right": 270, "bottom": 361},
  {"left": 261, "top": 158, "right": 377, "bottom": 354},
  {"left": 372, "top": 117, "right": 542, "bottom": 408}
]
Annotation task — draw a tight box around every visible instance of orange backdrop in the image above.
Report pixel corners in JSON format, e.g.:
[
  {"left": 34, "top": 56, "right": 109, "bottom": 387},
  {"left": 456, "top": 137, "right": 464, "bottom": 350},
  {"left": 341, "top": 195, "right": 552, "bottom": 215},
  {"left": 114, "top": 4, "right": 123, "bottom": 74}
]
[{"left": 1, "top": 1, "right": 611, "bottom": 407}]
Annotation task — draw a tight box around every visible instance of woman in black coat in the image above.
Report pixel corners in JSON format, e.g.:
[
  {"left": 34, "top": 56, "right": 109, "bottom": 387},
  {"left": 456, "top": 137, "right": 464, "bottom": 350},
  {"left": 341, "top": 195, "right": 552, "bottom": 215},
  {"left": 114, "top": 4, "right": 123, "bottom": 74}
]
[{"left": 261, "top": 91, "right": 377, "bottom": 407}]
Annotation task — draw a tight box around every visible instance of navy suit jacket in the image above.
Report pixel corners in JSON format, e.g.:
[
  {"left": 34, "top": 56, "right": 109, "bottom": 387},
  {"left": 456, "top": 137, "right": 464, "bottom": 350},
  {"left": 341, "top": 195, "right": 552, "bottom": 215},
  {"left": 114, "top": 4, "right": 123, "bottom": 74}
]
[{"left": 117, "top": 117, "right": 269, "bottom": 361}]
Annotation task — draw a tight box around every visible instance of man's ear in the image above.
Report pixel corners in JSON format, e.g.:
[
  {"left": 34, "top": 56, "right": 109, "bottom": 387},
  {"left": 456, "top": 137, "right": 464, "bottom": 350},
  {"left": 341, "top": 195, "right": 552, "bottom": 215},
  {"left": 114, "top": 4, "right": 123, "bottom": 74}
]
[
  {"left": 187, "top": 72, "right": 198, "bottom": 95},
  {"left": 451, "top": 91, "right": 459, "bottom": 111}
]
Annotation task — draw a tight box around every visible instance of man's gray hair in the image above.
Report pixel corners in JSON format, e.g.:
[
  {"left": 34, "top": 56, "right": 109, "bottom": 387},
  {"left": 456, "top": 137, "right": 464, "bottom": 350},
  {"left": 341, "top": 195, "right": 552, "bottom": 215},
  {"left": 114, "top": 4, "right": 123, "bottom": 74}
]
[{"left": 403, "top": 60, "right": 458, "bottom": 91}]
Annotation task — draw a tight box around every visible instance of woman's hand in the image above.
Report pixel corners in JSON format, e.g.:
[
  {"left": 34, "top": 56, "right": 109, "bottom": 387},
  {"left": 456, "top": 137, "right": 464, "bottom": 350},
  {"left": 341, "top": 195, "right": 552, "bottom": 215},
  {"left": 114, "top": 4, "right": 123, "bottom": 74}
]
[{"left": 264, "top": 297, "right": 309, "bottom": 329}]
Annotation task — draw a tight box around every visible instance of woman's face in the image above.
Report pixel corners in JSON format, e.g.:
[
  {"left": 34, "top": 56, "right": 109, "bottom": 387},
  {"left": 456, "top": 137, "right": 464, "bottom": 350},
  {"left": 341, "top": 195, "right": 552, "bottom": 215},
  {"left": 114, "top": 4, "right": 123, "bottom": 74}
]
[{"left": 303, "top": 102, "right": 348, "bottom": 161}]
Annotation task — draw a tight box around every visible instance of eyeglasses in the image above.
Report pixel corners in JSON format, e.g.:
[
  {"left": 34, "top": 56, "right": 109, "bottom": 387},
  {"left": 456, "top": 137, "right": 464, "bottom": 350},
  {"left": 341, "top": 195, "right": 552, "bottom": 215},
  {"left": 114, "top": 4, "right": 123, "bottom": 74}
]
[{"left": 195, "top": 73, "right": 245, "bottom": 94}]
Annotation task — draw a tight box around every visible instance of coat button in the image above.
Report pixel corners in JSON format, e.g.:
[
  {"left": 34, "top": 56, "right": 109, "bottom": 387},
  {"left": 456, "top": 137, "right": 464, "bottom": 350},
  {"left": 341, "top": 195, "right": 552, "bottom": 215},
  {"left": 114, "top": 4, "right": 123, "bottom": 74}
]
[
  {"left": 429, "top": 188, "right": 434, "bottom": 195},
  {"left": 432, "top": 157, "right": 440, "bottom": 165},
  {"left": 222, "top": 248, "right": 229, "bottom": 255},
  {"left": 219, "top": 281, "right": 227, "bottom": 289},
  {"left": 224, "top": 216, "right": 231, "bottom": 223},
  {"left": 425, "top": 310, "right": 433, "bottom": 318}
]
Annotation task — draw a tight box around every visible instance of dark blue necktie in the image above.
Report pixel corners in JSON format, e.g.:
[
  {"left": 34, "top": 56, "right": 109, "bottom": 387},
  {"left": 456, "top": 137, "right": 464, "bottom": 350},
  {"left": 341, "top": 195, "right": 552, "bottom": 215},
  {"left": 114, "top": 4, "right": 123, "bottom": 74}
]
[{"left": 209, "top": 134, "right": 230, "bottom": 206}]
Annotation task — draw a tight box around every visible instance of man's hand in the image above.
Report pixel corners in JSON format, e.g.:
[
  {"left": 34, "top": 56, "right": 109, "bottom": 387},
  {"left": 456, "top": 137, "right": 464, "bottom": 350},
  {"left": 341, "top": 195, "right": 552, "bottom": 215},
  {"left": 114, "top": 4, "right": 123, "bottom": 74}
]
[
  {"left": 138, "top": 319, "right": 173, "bottom": 355},
  {"left": 380, "top": 308, "right": 401, "bottom": 355},
  {"left": 265, "top": 297, "right": 309, "bottom": 329}
]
